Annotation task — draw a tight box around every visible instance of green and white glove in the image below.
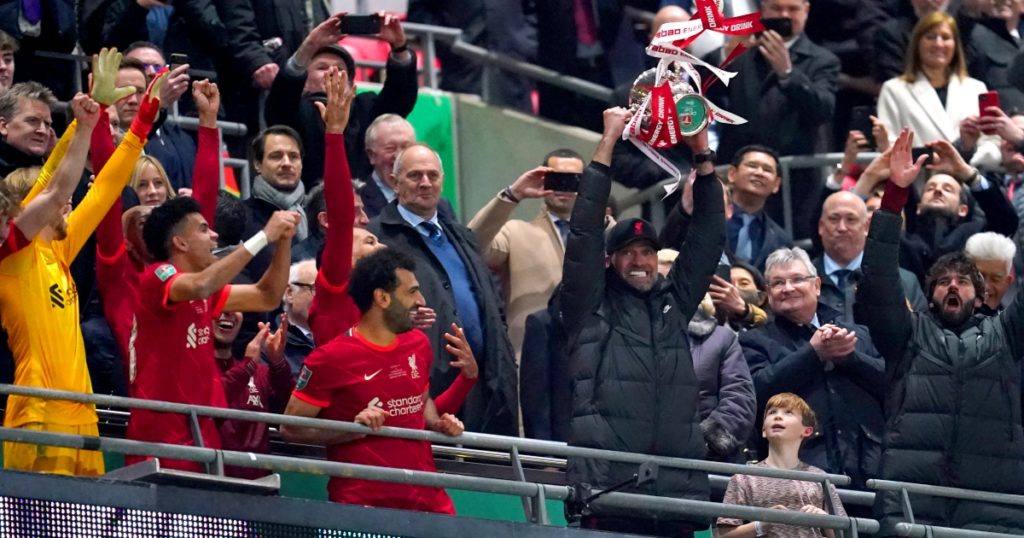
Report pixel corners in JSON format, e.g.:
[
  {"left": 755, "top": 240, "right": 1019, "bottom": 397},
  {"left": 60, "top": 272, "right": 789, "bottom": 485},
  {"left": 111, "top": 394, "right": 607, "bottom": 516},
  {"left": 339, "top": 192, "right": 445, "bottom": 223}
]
[{"left": 90, "top": 48, "right": 137, "bottom": 106}]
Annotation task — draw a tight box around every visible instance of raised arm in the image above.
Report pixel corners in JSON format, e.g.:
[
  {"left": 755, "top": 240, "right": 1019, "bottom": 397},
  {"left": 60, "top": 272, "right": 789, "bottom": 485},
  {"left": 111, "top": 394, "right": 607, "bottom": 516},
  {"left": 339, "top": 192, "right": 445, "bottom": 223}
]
[
  {"left": 668, "top": 130, "right": 726, "bottom": 322},
  {"left": 467, "top": 166, "right": 553, "bottom": 258},
  {"left": 169, "top": 211, "right": 298, "bottom": 304},
  {"left": 191, "top": 80, "right": 222, "bottom": 226},
  {"left": 222, "top": 219, "right": 296, "bottom": 313},
  {"left": 13, "top": 96, "right": 100, "bottom": 242},
  {"left": 856, "top": 129, "right": 921, "bottom": 367},
  {"left": 91, "top": 103, "right": 124, "bottom": 259},
  {"left": 559, "top": 108, "right": 627, "bottom": 336},
  {"left": 314, "top": 67, "right": 357, "bottom": 287},
  {"left": 60, "top": 50, "right": 162, "bottom": 261},
  {"left": 267, "top": 15, "right": 342, "bottom": 128},
  {"left": 367, "top": 13, "right": 417, "bottom": 119}
]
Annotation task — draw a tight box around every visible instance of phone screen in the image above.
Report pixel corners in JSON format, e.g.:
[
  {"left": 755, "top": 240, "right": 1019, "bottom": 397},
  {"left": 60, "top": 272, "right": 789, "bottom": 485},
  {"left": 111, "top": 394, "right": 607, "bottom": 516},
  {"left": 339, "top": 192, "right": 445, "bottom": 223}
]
[
  {"left": 910, "top": 147, "right": 932, "bottom": 166},
  {"left": 341, "top": 14, "right": 382, "bottom": 35},
  {"left": 850, "top": 106, "right": 877, "bottom": 151},
  {"left": 760, "top": 17, "right": 793, "bottom": 38},
  {"left": 544, "top": 172, "right": 581, "bottom": 193}
]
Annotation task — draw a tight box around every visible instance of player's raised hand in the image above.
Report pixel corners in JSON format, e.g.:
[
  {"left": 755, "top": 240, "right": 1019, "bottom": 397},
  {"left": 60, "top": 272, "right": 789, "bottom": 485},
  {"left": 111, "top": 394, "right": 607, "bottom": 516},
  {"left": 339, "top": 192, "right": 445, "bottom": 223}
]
[
  {"left": 70, "top": 93, "right": 101, "bottom": 130},
  {"left": 444, "top": 323, "right": 478, "bottom": 379},
  {"left": 313, "top": 67, "right": 356, "bottom": 134},
  {"left": 90, "top": 48, "right": 136, "bottom": 105}
]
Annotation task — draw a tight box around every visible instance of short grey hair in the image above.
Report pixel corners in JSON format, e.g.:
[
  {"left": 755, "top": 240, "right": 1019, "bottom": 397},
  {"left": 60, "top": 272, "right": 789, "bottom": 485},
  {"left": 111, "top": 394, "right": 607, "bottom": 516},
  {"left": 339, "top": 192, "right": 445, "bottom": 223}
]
[
  {"left": 764, "top": 247, "right": 817, "bottom": 279},
  {"left": 965, "top": 232, "right": 1016, "bottom": 273},
  {"left": 392, "top": 142, "right": 443, "bottom": 179},
  {"left": 364, "top": 113, "right": 415, "bottom": 149},
  {"left": 284, "top": 259, "right": 317, "bottom": 304},
  {"left": 0, "top": 81, "right": 56, "bottom": 121}
]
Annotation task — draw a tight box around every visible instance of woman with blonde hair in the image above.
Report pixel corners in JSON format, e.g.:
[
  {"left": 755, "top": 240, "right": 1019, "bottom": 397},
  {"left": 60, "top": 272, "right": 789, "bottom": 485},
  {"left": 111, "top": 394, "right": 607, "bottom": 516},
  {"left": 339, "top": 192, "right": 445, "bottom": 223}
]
[
  {"left": 128, "top": 154, "right": 177, "bottom": 206},
  {"left": 876, "top": 11, "right": 999, "bottom": 167}
]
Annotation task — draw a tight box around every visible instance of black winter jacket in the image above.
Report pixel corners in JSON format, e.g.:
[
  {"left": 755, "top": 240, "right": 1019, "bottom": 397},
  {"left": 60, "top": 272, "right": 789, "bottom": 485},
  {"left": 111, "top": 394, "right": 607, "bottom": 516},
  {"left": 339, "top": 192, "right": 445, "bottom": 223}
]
[
  {"left": 859, "top": 207, "right": 1024, "bottom": 535},
  {"left": 559, "top": 162, "right": 724, "bottom": 520},
  {"left": 265, "top": 54, "right": 418, "bottom": 189},
  {"left": 739, "top": 303, "right": 886, "bottom": 486}
]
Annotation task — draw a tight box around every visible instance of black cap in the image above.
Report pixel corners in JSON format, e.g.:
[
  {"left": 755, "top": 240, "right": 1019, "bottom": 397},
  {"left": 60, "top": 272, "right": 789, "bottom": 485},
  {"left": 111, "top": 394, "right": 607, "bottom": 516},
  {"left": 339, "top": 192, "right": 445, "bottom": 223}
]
[
  {"left": 315, "top": 45, "right": 357, "bottom": 82},
  {"left": 605, "top": 218, "right": 660, "bottom": 253}
]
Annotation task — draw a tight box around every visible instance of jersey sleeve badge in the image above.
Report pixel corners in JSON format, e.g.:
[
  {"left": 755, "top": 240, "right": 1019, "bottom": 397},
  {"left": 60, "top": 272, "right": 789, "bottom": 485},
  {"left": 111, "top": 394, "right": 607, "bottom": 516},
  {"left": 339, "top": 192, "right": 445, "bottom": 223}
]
[
  {"left": 297, "top": 365, "right": 313, "bottom": 390},
  {"left": 155, "top": 264, "right": 177, "bottom": 282}
]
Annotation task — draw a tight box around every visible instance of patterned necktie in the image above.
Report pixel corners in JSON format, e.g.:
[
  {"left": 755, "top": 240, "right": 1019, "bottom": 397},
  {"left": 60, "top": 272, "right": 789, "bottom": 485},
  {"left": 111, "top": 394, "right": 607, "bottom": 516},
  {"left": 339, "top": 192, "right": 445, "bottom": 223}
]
[{"left": 420, "top": 221, "right": 444, "bottom": 243}]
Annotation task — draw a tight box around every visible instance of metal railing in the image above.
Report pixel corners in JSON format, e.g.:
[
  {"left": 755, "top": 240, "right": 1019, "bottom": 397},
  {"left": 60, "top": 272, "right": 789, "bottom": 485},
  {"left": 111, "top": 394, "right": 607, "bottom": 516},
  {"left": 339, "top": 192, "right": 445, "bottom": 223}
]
[
  {"left": 11, "top": 384, "right": 1024, "bottom": 536},
  {"left": 400, "top": 22, "right": 616, "bottom": 105},
  {"left": 869, "top": 479, "right": 1024, "bottom": 538},
  {"left": 618, "top": 152, "right": 882, "bottom": 236},
  {"left": 0, "top": 384, "right": 875, "bottom": 534}
]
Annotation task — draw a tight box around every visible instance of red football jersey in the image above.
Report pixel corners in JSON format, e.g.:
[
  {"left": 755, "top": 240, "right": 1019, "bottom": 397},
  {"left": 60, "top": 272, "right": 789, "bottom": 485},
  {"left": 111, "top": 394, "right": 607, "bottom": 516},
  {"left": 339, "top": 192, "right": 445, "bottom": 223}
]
[
  {"left": 308, "top": 269, "right": 361, "bottom": 345},
  {"left": 126, "top": 262, "right": 230, "bottom": 472},
  {"left": 95, "top": 246, "right": 140, "bottom": 381},
  {"left": 294, "top": 328, "right": 454, "bottom": 514}
]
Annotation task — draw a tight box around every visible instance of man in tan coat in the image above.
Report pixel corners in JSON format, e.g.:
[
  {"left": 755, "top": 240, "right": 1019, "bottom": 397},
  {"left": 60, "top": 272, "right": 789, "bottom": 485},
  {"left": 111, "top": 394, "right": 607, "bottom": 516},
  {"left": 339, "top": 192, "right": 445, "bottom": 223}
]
[{"left": 467, "top": 149, "right": 584, "bottom": 360}]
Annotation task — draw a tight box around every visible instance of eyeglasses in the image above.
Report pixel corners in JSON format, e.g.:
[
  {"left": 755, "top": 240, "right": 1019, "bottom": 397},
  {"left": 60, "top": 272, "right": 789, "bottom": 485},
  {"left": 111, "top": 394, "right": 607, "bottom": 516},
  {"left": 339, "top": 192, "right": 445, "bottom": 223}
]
[
  {"left": 291, "top": 282, "right": 316, "bottom": 295},
  {"left": 768, "top": 275, "right": 816, "bottom": 291}
]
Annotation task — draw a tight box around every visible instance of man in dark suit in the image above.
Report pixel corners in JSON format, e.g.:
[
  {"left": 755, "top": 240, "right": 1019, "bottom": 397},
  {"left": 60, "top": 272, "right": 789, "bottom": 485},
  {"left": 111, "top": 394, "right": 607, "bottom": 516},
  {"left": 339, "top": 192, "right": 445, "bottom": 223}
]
[
  {"left": 740, "top": 246, "right": 885, "bottom": 486},
  {"left": 725, "top": 145, "right": 794, "bottom": 271},
  {"left": 708, "top": 0, "right": 840, "bottom": 239},
  {"left": 815, "top": 190, "right": 928, "bottom": 324},
  {"left": 368, "top": 142, "right": 518, "bottom": 436}
]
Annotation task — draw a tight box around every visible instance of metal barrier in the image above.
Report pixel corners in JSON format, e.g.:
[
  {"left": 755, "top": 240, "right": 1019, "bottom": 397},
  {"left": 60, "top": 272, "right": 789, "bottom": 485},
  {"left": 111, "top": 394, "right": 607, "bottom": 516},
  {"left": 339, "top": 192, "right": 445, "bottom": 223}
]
[
  {"left": 616, "top": 152, "right": 883, "bottom": 236},
  {"left": 868, "top": 479, "right": 1024, "bottom": 538},
  {"left": 400, "top": 21, "right": 616, "bottom": 105},
  {"left": 0, "top": 384, "right": 876, "bottom": 534}
]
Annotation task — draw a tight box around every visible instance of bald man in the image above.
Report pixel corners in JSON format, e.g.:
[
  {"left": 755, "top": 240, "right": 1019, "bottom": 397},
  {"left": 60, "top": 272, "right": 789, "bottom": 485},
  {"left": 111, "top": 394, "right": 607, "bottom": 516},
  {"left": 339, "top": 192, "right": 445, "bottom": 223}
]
[{"left": 813, "top": 190, "right": 927, "bottom": 322}]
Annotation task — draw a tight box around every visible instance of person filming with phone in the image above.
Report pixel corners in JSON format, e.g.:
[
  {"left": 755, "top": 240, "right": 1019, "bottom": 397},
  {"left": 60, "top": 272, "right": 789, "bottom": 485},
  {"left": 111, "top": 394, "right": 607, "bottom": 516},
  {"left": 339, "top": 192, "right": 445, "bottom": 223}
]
[
  {"left": 466, "top": 149, "right": 586, "bottom": 361},
  {"left": 266, "top": 12, "right": 418, "bottom": 189}
]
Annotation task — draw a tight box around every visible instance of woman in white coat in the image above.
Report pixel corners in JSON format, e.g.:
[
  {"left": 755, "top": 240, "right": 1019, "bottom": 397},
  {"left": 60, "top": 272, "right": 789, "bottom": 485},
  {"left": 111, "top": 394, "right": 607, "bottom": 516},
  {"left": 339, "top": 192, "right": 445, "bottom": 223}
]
[{"left": 877, "top": 11, "right": 1000, "bottom": 168}]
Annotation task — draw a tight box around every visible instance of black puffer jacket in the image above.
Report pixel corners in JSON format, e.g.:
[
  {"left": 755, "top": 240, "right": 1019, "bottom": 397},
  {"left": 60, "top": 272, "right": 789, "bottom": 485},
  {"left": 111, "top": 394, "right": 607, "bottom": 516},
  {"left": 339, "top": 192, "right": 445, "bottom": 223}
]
[
  {"left": 858, "top": 208, "right": 1024, "bottom": 535},
  {"left": 559, "top": 162, "right": 725, "bottom": 520}
]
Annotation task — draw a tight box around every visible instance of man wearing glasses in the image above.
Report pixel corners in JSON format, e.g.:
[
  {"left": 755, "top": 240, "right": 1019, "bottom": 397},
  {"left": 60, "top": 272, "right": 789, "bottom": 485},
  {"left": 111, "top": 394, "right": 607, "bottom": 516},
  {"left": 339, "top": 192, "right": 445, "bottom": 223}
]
[
  {"left": 739, "top": 246, "right": 885, "bottom": 487},
  {"left": 282, "top": 258, "right": 318, "bottom": 374}
]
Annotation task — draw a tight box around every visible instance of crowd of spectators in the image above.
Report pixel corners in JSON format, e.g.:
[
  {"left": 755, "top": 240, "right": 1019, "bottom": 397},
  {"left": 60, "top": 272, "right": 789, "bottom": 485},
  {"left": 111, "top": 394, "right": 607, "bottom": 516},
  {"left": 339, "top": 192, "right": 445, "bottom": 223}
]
[{"left": 3, "top": 1, "right": 1024, "bottom": 537}]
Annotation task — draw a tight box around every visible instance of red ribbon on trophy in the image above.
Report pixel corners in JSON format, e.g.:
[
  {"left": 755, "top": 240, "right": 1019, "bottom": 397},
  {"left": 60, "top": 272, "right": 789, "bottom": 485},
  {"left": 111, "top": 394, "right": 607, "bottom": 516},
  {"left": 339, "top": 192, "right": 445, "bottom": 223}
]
[{"left": 624, "top": 0, "right": 762, "bottom": 182}]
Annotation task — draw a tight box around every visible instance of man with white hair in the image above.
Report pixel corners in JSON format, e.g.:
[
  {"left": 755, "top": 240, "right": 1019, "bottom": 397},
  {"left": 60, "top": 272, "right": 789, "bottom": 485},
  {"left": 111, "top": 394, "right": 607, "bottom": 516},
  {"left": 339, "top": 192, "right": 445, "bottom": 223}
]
[
  {"left": 965, "top": 231, "right": 1018, "bottom": 315},
  {"left": 282, "top": 259, "right": 317, "bottom": 373},
  {"left": 739, "top": 246, "right": 885, "bottom": 486}
]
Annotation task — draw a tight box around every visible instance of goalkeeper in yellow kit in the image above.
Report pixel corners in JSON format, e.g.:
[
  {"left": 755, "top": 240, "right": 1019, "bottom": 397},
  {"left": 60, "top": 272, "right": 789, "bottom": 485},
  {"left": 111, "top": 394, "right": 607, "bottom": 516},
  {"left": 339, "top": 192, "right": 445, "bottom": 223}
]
[{"left": 0, "top": 49, "right": 167, "bottom": 475}]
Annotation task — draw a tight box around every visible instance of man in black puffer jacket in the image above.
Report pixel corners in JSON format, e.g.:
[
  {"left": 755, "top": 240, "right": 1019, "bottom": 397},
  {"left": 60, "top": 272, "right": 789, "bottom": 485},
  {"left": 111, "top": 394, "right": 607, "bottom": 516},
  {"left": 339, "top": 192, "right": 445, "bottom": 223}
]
[
  {"left": 858, "top": 129, "right": 1024, "bottom": 535},
  {"left": 559, "top": 108, "right": 725, "bottom": 537}
]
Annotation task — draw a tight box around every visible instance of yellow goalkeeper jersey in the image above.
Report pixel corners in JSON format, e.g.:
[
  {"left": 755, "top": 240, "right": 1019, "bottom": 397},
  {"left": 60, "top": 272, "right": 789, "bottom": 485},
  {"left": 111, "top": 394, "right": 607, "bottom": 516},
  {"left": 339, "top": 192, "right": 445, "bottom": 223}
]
[{"left": 0, "top": 127, "right": 145, "bottom": 428}]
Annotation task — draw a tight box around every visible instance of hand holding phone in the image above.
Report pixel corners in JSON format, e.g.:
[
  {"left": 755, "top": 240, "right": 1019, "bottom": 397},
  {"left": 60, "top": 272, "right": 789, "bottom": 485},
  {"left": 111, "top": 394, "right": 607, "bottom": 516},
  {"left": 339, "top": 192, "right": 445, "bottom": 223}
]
[
  {"left": 544, "top": 171, "right": 581, "bottom": 193},
  {"left": 760, "top": 18, "right": 793, "bottom": 39},
  {"left": 850, "top": 106, "right": 877, "bottom": 151},
  {"left": 979, "top": 91, "right": 1001, "bottom": 135},
  {"left": 341, "top": 14, "right": 382, "bottom": 35}
]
